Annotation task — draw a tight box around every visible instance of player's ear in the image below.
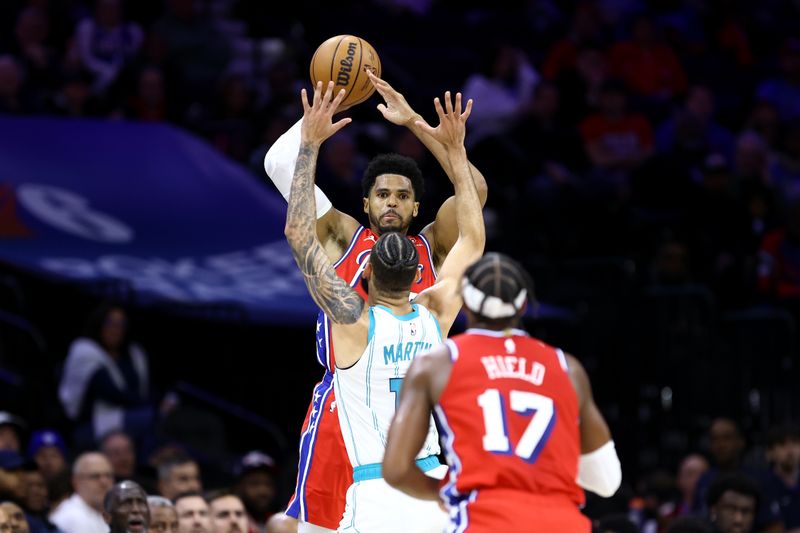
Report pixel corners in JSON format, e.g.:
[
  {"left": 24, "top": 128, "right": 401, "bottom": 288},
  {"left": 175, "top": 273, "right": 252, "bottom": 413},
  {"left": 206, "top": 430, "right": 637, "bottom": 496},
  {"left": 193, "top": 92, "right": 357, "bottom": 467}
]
[
  {"left": 412, "top": 201, "right": 419, "bottom": 217},
  {"left": 363, "top": 197, "right": 369, "bottom": 214},
  {"left": 363, "top": 262, "right": 373, "bottom": 280}
]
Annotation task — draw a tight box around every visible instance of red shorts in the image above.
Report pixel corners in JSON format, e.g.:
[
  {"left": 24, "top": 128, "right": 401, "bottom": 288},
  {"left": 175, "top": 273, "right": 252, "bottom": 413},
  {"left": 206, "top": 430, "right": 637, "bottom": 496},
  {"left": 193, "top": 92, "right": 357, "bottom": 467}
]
[
  {"left": 285, "top": 374, "right": 352, "bottom": 530},
  {"left": 450, "top": 489, "right": 591, "bottom": 533}
]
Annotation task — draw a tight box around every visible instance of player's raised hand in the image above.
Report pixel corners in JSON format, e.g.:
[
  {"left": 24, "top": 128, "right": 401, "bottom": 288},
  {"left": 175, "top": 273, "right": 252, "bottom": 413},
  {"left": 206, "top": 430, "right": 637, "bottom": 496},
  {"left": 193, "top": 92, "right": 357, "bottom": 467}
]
[
  {"left": 414, "top": 91, "right": 472, "bottom": 149},
  {"left": 300, "top": 81, "right": 352, "bottom": 146},
  {"left": 368, "top": 71, "right": 424, "bottom": 127}
]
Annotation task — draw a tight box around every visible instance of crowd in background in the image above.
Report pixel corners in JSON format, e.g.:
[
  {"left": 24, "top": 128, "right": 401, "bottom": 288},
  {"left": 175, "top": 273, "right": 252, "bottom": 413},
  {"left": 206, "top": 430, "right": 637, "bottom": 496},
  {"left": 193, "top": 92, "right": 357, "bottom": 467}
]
[{"left": 2, "top": 0, "right": 800, "bottom": 532}]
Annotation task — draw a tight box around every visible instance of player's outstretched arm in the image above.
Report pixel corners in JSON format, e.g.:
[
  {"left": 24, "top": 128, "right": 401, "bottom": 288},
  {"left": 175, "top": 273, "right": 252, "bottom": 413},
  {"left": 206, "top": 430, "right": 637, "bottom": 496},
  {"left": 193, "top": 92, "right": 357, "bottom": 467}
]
[
  {"left": 414, "top": 92, "right": 485, "bottom": 335},
  {"left": 566, "top": 354, "right": 622, "bottom": 497},
  {"left": 265, "top": 115, "right": 360, "bottom": 261},
  {"left": 367, "top": 71, "right": 488, "bottom": 265},
  {"left": 284, "top": 82, "right": 364, "bottom": 325},
  {"left": 383, "top": 344, "right": 451, "bottom": 500}
]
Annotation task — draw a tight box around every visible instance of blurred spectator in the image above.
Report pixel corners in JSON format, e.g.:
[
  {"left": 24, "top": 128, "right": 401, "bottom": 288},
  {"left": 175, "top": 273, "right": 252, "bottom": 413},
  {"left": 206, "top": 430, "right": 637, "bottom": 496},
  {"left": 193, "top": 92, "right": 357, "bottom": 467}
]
[
  {"left": 757, "top": 196, "right": 800, "bottom": 301},
  {"left": 21, "top": 468, "right": 63, "bottom": 533},
  {"left": 207, "top": 493, "right": 247, "bottom": 533},
  {"left": 147, "top": 496, "right": 178, "bottom": 533},
  {"left": 608, "top": 14, "right": 688, "bottom": 104},
  {"left": 103, "top": 480, "right": 148, "bottom": 533},
  {"left": 554, "top": 44, "right": 610, "bottom": 125},
  {"left": 706, "top": 473, "right": 761, "bottom": 533},
  {"left": 125, "top": 65, "right": 168, "bottom": 121},
  {"left": 73, "top": 0, "right": 143, "bottom": 96},
  {"left": 0, "top": 55, "right": 31, "bottom": 114},
  {"left": 58, "top": 303, "right": 153, "bottom": 453},
  {"left": 49, "top": 452, "right": 113, "bottom": 533},
  {"left": 0, "top": 501, "right": 30, "bottom": 533},
  {"left": 157, "top": 455, "right": 201, "bottom": 501},
  {"left": 655, "top": 84, "right": 735, "bottom": 163},
  {"left": 462, "top": 43, "right": 539, "bottom": 147},
  {"left": 579, "top": 79, "right": 653, "bottom": 200},
  {"left": 746, "top": 102, "right": 782, "bottom": 153},
  {"left": 10, "top": 6, "right": 59, "bottom": 98},
  {"left": 150, "top": 0, "right": 231, "bottom": 109},
  {"left": 203, "top": 74, "right": 257, "bottom": 163},
  {"left": 233, "top": 451, "right": 277, "bottom": 533},
  {"left": 0, "top": 505, "right": 9, "bottom": 531},
  {"left": 675, "top": 454, "right": 710, "bottom": 517},
  {"left": 100, "top": 430, "right": 154, "bottom": 493},
  {"left": 757, "top": 424, "right": 800, "bottom": 531},
  {"left": 756, "top": 38, "right": 800, "bottom": 122},
  {"left": 27, "top": 430, "right": 68, "bottom": 484},
  {"left": 0, "top": 451, "right": 26, "bottom": 503},
  {"left": 0, "top": 414, "right": 25, "bottom": 453},
  {"left": 542, "top": 2, "right": 606, "bottom": 80},
  {"left": 46, "top": 69, "right": 101, "bottom": 117},
  {"left": 173, "top": 492, "right": 210, "bottom": 533}
]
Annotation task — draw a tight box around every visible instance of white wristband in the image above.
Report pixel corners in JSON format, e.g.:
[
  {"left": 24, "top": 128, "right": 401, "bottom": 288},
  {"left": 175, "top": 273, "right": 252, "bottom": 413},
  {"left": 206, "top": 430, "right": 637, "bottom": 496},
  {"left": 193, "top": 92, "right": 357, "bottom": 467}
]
[
  {"left": 577, "top": 440, "right": 621, "bottom": 497},
  {"left": 263, "top": 118, "right": 333, "bottom": 219}
]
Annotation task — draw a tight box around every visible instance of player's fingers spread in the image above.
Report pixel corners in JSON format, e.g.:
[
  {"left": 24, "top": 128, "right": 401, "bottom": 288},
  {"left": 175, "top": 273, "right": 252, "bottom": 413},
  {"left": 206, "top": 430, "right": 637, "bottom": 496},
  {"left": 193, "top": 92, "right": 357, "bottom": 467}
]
[
  {"left": 377, "top": 103, "right": 388, "bottom": 116},
  {"left": 313, "top": 81, "right": 323, "bottom": 106},
  {"left": 333, "top": 117, "right": 352, "bottom": 133},
  {"left": 444, "top": 91, "right": 453, "bottom": 115},
  {"left": 301, "top": 88, "right": 310, "bottom": 112},
  {"left": 323, "top": 81, "right": 335, "bottom": 105},
  {"left": 433, "top": 97, "right": 444, "bottom": 118},
  {"left": 454, "top": 92, "right": 463, "bottom": 116},
  {"left": 462, "top": 99, "right": 474, "bottom": 121},
  {"left": 332, "top": 88, "right": 347, "bottom": 109}
]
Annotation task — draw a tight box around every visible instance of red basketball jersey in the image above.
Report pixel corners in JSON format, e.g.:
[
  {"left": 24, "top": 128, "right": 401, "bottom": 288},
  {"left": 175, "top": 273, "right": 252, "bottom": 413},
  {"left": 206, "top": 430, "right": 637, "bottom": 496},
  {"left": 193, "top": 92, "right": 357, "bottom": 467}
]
[
  {"left": 436, "top": 328, "right": 584, "bottom": 506},
  {"left": 315, "top": 226, "right": 438, "bottom": 371}
]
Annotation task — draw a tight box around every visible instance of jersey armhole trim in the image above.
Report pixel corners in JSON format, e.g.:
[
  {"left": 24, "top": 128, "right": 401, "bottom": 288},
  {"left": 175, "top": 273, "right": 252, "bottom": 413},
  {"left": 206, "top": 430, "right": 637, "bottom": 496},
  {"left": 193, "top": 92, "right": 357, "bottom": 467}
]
[
  {"left": 418, "top": 232, "right": 438, "bottom": 279},
  {"left": 332, "top": 225, "right": 365, "bottom": 268},
  {"left": 556, "top": 348, "right": 569, "bottom": 372},
  {"left": 445, "top": 338, "right": 459, "bottom": 362}
]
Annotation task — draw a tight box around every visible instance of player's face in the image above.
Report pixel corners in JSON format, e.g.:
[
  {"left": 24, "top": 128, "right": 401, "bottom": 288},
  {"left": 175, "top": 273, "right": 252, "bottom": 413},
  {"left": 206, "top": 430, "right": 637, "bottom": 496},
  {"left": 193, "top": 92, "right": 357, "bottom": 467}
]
[{"left": 364, "top": 174, "right": 419, "bottom": 235}]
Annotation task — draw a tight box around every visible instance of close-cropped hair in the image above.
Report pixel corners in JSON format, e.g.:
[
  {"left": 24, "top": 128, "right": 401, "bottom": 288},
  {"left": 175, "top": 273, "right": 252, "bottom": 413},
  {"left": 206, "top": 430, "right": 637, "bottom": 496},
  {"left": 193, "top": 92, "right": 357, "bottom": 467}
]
[{"left": 362, "top": 153, "right": 424, "bottom": 200}]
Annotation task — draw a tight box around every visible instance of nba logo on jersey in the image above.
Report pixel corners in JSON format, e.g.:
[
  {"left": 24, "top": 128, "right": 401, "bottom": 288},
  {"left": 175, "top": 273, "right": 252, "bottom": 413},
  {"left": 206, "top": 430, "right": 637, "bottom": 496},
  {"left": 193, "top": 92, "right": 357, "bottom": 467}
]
[{"left": 410, "top": 323, "right": 417, "bottom": 336}]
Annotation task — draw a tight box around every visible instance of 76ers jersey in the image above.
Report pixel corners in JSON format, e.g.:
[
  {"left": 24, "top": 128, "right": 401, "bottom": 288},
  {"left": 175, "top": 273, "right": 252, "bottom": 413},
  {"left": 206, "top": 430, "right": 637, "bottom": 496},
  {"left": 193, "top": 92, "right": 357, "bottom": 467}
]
[
  {"left": 315, "top": 226, "right": 438, "bottom": 372},
  {"left": 435, "top": 328, "right": 584, "bottom": 506},
  {"left": 334, "top": 303, "right": 443, "bottom": 468}
]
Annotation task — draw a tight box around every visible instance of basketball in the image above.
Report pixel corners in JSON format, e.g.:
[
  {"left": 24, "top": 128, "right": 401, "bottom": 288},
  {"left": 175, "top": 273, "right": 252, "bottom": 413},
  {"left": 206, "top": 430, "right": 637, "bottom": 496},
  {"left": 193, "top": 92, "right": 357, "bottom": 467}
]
[{"left": 310, "top": 35, "right": 382, "bottom": 109}]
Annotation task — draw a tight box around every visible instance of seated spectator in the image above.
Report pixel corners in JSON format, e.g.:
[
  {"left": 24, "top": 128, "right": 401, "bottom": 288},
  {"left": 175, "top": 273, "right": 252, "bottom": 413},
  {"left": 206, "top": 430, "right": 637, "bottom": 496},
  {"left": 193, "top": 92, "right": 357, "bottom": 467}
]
[
  {"left": 207, "top": 493, "right": 247, "bottom": 533},
  {"left": 147, "top": 496, "right": 177, "bottom": 533},
  {"left": 58, "top": 303, "right": 153, "bottom": 453},
  {"left": 756, "top": 38, "right": 800, "bottom": 122},
  {"left": 49, "top": 452, "right": 113, "bottom": 533},
  {"left": 100, "top": 430, "right": 155, "bottom": 493},
  {"left": 157, "top": 455, "right": 201, "bottom": 501},
  {"left": 608, "top": 14, "right": 687, "bottom": 104},
  {"left": 757, "top": 424, "right": 800, "bottom": 531},
  {"left": 233, "top": 451, "right": 277, "bottom": 532},
  {"left": 21, "top": 468, "right": 64, "bottom": 533},
  {"left": 102, "top": 480, "right": 148, "bottom": 533},
  {"left": 0, "top": 501, "right": 30, "bottom": 533},
  {"left": 28, "top": 430, "right": 68, "bottom": 484},
  {"left": 674, "top": 453, "right": 710, "bottom": 517},
  {"left": 0, "top": 413, "right": 25, "bottom": 453},
  {"left": 462, "top": 43, "right": 539, "bottom": 148},
  {"left": 0, "top": 451, "right": 26, "bottom": 504},
  {"left": 173, "top": 492, "right": 209, "bottom": 533},
  {"left": 542, "top": 2, "right": 606, "bottom": 81},
  {"left": 706, "top": 474, "right": 761, "bottom": 533},
  {"left": 74, "top": 0, "right": 143, "bottom": 96}
]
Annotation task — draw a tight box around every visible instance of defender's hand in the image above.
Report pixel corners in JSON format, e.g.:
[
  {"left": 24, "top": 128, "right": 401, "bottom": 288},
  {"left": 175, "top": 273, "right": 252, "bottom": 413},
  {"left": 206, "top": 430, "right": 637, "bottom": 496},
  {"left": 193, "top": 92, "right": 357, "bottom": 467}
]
[
  {"left": 414, "top": 91, "right": 472, "bottom": 149},
  {"left": 300, "top": 81, "right": 352, "bottom": 146},
  {"left": 368, "top": 71, "right": 424, "bottom": 127}
]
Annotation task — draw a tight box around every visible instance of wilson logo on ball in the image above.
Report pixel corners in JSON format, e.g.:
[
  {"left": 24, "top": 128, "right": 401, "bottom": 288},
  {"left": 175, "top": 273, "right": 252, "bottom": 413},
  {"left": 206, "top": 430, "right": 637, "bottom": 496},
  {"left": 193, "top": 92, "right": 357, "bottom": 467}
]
[{"left": 336, "top": 42, "right": 357, "bottom": 86}]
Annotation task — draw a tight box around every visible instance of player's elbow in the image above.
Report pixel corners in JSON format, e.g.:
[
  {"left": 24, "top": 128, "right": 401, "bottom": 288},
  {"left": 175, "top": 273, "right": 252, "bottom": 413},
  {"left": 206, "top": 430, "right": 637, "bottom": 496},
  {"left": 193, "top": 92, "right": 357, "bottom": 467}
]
[
  {"left": 382, "top": 457, "right": 410, "bottom": 491},
  {"left": 577, "top": 440, "right": 622, "bottom": 498}
]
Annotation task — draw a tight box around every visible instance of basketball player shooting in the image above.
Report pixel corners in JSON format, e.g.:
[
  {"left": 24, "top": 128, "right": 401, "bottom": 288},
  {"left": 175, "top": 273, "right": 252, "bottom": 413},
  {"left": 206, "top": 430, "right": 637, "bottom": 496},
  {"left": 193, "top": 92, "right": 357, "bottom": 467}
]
[
  {"left": 383, "top": 252, "right": 623, "bottom": 532},
  {"left": 284, "top": 80, "right": 485, "bottom": 533}
]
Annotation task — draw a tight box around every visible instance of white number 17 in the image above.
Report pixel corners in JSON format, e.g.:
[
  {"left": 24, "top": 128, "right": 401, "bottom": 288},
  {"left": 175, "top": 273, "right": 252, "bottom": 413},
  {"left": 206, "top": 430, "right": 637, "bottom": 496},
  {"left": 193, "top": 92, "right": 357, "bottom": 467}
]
[{"left": 477, "top": 389, "right": 556, "bottom": 462}]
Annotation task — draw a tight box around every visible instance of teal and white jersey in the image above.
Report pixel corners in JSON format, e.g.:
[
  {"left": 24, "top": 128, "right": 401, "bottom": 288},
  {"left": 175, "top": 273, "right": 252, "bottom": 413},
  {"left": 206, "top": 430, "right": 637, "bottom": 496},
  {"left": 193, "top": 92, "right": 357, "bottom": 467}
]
[{"left": 334, "top": 303, "right": 443, "bottom": 468}]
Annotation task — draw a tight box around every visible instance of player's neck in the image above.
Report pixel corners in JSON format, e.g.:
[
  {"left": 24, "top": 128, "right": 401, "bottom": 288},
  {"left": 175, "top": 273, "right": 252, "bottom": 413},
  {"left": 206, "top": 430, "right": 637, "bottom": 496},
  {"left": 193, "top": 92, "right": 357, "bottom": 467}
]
[{"left": 368, "top": 291, "right": 413, "bottom": 315}]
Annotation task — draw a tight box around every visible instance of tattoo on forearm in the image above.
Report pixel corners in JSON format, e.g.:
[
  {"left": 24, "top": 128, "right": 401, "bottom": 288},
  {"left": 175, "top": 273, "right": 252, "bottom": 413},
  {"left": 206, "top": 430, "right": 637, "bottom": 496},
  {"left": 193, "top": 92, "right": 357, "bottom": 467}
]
[{"left": 286, "top": 143, "right": 364, "bottom": 324}]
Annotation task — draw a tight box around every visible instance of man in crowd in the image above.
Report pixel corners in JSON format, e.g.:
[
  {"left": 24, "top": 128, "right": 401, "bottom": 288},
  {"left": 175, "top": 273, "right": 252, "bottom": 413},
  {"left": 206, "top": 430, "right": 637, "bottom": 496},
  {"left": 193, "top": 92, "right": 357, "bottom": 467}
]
[
  {"left": 0, "top": 414, "right": 25, "bottom": 453},
  {"left": 759, "top": 424, "right": 800, "bottom": 531},
  {"left": 0, "top": 501, "right": 29, "bottom": 533},
  {"left": 207, "top": 493, "right": 247, "bottom": 533},
  {"left": 158, "top": 455, "right": 201, "bottom": 502},
  {"left": 103, "top": 480, "right": 149, "bottom": 533},
  {"left": 148, "top": 496, "right": 178, "bottom": 533},
  {"left": 27, "top": 431, "right": 68, "bottom": 485},
  {"left": 233, "top": 452, "right": 276, "bottom": 533},
  {"left": 706, "top": 474, "right": 760, "bottom": 533},
  {"left": 50, "top": 452, "right": 113, "bottom": 533},
  {"left": 174, "top": 492, "right": 209, "bottom": 533}
]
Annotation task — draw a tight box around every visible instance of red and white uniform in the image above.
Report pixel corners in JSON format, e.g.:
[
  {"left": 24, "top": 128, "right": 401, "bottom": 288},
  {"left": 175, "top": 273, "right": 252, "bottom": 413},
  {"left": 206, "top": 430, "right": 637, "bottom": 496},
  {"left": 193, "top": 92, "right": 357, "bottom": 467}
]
[
  {"left": 286, "top": 227, "right": 437, "bottom": 529},
  {"left": 435, "top": 328, "right": 590, "bottom": 533}
]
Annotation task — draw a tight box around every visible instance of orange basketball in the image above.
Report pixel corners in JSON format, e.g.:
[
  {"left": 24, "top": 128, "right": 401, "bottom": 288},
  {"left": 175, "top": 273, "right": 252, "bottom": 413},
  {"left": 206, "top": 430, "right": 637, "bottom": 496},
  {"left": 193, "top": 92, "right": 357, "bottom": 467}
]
[{"left": 310, "top": 35, "right": 381, "bottom": 109}]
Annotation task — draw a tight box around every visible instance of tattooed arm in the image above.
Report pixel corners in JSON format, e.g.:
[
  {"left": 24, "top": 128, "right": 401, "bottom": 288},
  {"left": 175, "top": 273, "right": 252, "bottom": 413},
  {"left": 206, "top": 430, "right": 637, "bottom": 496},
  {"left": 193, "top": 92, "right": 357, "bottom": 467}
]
[{"left": 284, "top": 81, "right": 364, "bottom": 325}]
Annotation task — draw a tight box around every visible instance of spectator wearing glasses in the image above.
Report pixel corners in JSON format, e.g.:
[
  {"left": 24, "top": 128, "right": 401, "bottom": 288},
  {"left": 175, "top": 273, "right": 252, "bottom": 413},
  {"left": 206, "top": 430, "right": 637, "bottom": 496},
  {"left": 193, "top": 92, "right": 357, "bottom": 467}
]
[{"left": 50, "top": 453, "right": 114, "bottom": 533}]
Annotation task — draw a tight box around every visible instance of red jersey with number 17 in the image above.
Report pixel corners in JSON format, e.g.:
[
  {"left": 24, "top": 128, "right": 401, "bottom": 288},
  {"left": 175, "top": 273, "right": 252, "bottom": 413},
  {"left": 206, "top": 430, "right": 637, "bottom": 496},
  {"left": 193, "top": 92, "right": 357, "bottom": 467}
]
[{"left": 435, "top": 328, "right": 584, "bottom": 506}]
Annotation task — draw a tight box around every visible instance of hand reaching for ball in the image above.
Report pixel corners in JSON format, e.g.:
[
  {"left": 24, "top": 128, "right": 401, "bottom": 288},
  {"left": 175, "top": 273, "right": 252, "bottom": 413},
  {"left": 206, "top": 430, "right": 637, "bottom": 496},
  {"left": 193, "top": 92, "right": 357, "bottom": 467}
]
[
  {"left": 414, "top": 91, "right": 473, "bottom": 150},
  {"left": 299, "top": 81, "right": 352, "bottom": 147},
  {"left": 367, "top": 70, "right": 423, "bottom": 128}
]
